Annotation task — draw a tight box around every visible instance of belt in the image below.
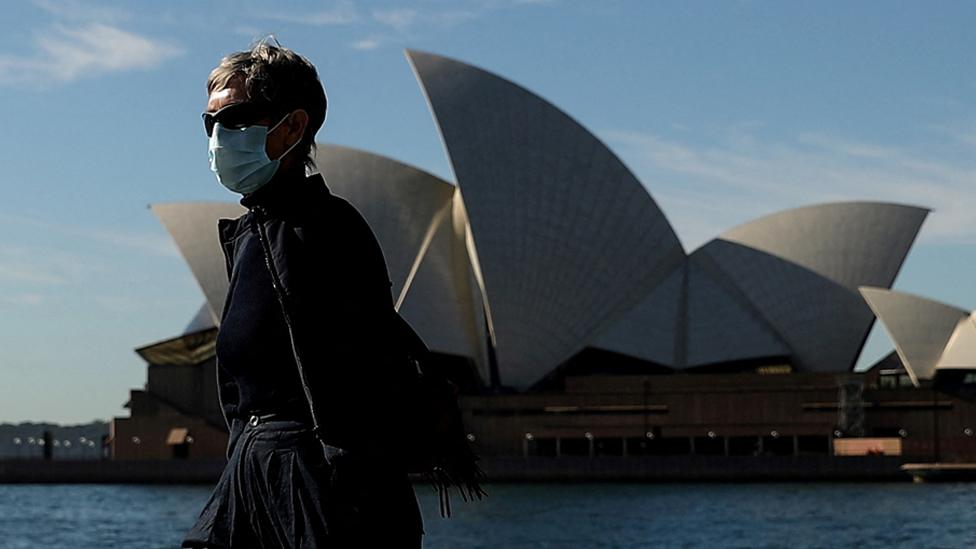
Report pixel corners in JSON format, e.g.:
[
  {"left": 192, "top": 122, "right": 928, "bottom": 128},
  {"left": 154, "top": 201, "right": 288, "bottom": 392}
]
[
  {"left": 246, "top": 411, "right": 312, "bottom": 427},
  {"left": 246, "top": 412, "right": 348, "bottom": 465}
]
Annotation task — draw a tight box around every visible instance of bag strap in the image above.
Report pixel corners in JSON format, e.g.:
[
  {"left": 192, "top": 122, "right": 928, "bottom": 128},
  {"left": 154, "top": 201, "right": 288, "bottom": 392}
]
[{"left": 250, "top": 210, "right": 336, "bottom": 457}]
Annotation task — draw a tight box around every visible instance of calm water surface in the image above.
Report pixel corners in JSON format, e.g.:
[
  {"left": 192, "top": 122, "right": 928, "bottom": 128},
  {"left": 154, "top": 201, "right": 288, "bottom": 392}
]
[{"left": 1, "top": 482, "right": 974, "bottom": 548}]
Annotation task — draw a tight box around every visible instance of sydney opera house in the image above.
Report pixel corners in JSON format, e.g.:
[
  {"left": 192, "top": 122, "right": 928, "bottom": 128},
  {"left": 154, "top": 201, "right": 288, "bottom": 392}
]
[
  {"left": 861, "top": 289, "right": 976, "bottom": 394},
  {"left": 111, "top": 51, "right": 976, "bottom": 474}
]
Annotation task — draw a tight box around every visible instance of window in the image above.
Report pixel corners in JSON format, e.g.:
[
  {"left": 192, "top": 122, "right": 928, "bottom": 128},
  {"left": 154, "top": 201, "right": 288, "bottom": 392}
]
[
  {"left": 762, "top": 435, "right": 793, "bottom": 456},
  {"left": 594, "top": 438, "right": 623, "bottom": 457},
  {"left": 560, "top": 438, "right": 590, "bottom": 457},
  {"left": 694, "top": 436, "right": 725, "bottom": 455},
  {"left": 796, "top": 436, "right": 829, "bottom": 455},
  {"left": 728, "top": 436, "right": 760, "bottom": 456},
  {"left": 527, "top": 438, "right": 557, "bottom": 457}
]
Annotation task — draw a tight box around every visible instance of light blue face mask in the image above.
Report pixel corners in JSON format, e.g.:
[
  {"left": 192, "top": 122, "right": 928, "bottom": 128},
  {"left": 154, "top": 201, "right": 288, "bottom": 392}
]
[{"left": 208, "top": 114, "right": 300, "bottom": 194}]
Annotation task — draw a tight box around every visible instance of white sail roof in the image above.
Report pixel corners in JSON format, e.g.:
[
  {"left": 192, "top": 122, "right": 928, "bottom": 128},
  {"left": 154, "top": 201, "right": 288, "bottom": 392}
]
[
  {"left": 408, "top": 49, "right": 684, "bottom": 388},
  {"left": 860, "top": 287, "right": 971, "bottom": 384}
]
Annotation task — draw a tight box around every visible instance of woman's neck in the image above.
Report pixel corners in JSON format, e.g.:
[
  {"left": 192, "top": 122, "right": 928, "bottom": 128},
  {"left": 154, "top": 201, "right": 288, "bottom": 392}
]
[{"left": 240, "top": 162, "right": 307, "bottom": 209}]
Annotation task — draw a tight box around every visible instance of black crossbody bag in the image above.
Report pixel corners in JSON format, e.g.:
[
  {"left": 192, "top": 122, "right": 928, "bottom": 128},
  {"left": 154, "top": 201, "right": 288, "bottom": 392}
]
[{"left": 387, "top": 311, "right": 488, "bottom": 517}]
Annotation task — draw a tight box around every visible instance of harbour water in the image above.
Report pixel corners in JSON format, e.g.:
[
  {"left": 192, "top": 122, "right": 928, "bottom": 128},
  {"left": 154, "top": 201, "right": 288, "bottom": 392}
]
[{"left": 1, "top": 482, "right": 975, "bottom": 548}]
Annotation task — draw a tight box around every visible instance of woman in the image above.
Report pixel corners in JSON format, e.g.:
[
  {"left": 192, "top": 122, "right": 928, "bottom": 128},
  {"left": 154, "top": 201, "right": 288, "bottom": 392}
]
[{"left": 182, "top": 40, "right": 424, "bottom": 548}]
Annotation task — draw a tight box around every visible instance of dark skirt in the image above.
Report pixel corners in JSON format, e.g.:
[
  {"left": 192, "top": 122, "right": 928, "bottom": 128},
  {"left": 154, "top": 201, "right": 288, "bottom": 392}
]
[{"left": 182, "top": 415, "right": 424, "bottom": 548}]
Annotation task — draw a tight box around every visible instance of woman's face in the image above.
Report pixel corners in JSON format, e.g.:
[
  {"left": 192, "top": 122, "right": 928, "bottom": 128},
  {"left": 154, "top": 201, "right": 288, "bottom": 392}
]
[{"left": 205, "top": 77, "right": 308, "bottom": 167}]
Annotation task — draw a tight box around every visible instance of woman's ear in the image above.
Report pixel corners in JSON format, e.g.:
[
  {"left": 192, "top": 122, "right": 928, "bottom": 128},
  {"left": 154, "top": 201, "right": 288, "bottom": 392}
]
[
  {"left": 286, "top": 109, "right": 309, "bottom": 147},
  {"left": 269, "top": 109, "right": 311, "bottom": 164}
]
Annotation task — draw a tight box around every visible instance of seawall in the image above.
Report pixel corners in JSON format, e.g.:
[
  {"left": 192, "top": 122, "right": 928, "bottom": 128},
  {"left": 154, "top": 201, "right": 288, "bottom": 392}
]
[{"left": 0, "top": 455, "right": 910, "bottom": 484}]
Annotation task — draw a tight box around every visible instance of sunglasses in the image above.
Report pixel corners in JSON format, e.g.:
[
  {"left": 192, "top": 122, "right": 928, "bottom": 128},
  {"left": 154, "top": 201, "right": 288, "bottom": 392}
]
[{"left": 202, "top": 102, "right": 274, "bottom": 137}]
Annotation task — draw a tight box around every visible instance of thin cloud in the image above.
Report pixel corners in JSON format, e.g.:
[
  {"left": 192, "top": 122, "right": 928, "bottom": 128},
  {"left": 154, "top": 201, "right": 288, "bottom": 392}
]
[
  {"left": 0, "top": 261, "right": 68, "bottom": 287},
  {"left": 262, "top": 1, "right": 548, "bottom": 50},
  {"left": 259, "top": 2, "right": 360, "bottom": 26},
  {"left": 93, "top": 294, "right": 155, "bottom": 314},
  {"left": 30, "top": 0, "right": 129, "bottom": 23},
  {"left": 0, "top": 293, "right": 47, "bottom": 307},
  {"left": 936, "top": 126, "right": 976, "bottom": 149},
  {"left": 426, "top": 9, "right": 481, "bottom": 27},
  {"left": 350, "top": 38, "right": 382, "bottom": 51},
  {"left": 602, "top": 128, "right": 976, "bottom": 250},
  {"left": 0, "top": 213, "right": 179, "bottom": 258},
  {"left": 0, "top": 244, "right": 100, "bottom": 287},
  {"left": 71, "top": 226, "right": 179, "bottom": 258},
  {"left": 0, "top": 23, "right": 183, "bottom": 86},
  {"left": 373, "top": 8, "right": 418, "bottom": 31},
  {"left": 371, "top": 5, "right": 481, "bottom": 32}
]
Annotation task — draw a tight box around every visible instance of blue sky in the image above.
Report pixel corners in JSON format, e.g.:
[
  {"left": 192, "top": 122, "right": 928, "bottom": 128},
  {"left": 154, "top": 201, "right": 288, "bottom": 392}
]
[{"left": 2, "top": 0, "right": 975, "bottom": 423}]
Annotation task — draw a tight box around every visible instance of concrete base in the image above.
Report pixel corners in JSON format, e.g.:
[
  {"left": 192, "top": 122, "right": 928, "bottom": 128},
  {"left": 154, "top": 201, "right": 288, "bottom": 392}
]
[
  {"left": 481, "top": 456, "right": 910, "bottom": 482},
  {"left": 0, "top": 458, "right": 225, "bottom": 484},
  {"left": 901, "top": 463, "right": 976, "bottom": 483},
  {"left": 1, "top": 456, "right": 913, "bottom": 484}
]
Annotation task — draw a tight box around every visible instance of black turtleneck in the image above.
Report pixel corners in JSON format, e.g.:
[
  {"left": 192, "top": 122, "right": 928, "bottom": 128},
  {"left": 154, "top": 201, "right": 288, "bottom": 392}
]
[{"left": 239, "top": 163, "right": 307, "bottom": 209}]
